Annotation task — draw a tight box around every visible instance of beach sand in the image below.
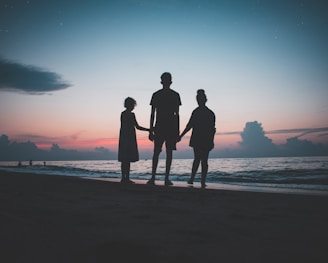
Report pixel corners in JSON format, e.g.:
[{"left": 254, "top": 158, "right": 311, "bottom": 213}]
[{"left": 1, "top": 171, "right": 328, "bottom": 263}]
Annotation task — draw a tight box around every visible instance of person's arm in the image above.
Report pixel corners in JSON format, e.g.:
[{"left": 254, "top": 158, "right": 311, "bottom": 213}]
[
  {"left": 178, "top": 113, "right": 192, "bottom": 141},
  {"left": 175, "top": 94, "right": 182, "bottom": 140},
  {"left": 175, "top": 106, "right": 180, "bottom": 141},
  {"left": 148, "top": 105, "right": 156, "bottom": 141},
  {"left": 133, "top": 114, "right": 150, "bottom": 132},
  {"left": 136, "top": 122, "right": 150, "bottom": 132},
  {"left": 179, "top": 124, "right": 191, "bottom": 141},
  {"left": 176, "top": 105, "right": 180, "bottom": 127},
  {"left": 150, "top": 105, "right": 155, "bottom": 130}
]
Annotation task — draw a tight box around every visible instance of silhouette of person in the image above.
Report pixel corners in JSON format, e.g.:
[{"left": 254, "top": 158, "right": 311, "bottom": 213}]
[
  {"left": 147, "top": 72, "right": 181, "bottom": 186},
  {"left": 179, "top": 89, "right": 216, "bottom": 188},
  {"left": 118, "top": 97, "right": 150, "bottom": 183}
]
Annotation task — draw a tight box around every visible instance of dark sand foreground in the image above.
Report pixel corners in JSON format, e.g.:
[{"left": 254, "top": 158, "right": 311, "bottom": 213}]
[{"left": 1, "top": 171, "right": 328, "bottom": 263}]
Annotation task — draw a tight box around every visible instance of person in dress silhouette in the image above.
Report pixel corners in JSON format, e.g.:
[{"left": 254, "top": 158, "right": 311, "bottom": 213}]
[
  {"left": 179, "top": 89, "right": 216, "bottom": 188},
  {"left": 118, "top": 97, "right": 150, "bottom": 183},
  {"left": 147, "top": 72, "right": 181, "bottom": 186}
]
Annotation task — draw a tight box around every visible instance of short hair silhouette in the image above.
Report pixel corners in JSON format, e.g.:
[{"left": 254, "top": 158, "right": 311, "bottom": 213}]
[
  {"left": 124, "top": 97, "right": 136, "bottom": 109},
  {"left": 160, "top": 72, "right": 172, "bottom": 83}
]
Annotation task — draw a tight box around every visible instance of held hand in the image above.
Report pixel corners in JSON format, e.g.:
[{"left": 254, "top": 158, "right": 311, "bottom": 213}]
[{"left": 148, "top": 131, "right": 154, "bottom": 141}]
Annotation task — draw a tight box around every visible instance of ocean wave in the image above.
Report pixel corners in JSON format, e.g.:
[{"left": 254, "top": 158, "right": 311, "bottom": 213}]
[
  {"left": 0, "top": 164, "right": 120, "bottom": 178},
  {"left": 1, "top": 158, "right": 328, "bottom": 191},
  {"left": 205, "top": 168, "right": 328, "bottom": 185}
]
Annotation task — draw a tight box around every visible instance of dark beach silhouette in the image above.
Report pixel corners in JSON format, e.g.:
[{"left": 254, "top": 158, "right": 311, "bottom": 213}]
[
  {"left": 147, "top": 72, "right": 181, "bottom": 186},
  {"left": 179, "top": 89, "right": 216, "bottom": 188},
  {"left": 118, "top": 97, "right": 150, "bottom": 183}
]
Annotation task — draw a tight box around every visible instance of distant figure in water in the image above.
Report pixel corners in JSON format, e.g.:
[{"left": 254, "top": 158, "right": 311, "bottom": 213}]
[
  {"left": 147, "top": 72, "right": 182, "bottom": 186},
  {"left": 179, "top": 89, "right": 216, "bottom": 188},
  {"left": 118, "top": 97, "right": 150, "bottom": 183},
  {"left": 18, "top": 161, "right": 22, "bottom": 167},
  {"left": 29, "top": 160, "right": 33, "bottom": 166}
]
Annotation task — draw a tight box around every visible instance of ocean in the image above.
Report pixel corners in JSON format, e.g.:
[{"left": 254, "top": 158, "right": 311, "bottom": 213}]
[{"left": 1, "top": 156, "right": 328, "bottom": 195}]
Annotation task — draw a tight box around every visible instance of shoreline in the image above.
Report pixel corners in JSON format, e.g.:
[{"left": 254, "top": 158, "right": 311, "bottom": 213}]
[
  {"left": 1, "top": 170, "right": 328, "bottom": 262},
  {"left": 85, "top": 177, "right": 328, "bottom": 196},
  {"left": 1, "top": 166, "right": 328, "bottom": 196}
]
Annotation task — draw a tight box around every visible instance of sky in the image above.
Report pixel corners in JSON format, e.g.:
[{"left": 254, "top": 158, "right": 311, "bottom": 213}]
[{"left": 1, "top": 0, "right": 328, "bottom": 159}]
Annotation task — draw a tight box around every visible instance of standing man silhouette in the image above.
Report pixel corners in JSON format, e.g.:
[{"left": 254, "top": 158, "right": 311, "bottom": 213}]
[{"left": 147, "top": 72, "right": 181, "bottom": 186}]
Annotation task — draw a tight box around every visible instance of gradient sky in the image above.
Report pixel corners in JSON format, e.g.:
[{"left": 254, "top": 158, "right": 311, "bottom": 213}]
[{"left": 1, "top": 0, "right": 328, "bottom": 154}]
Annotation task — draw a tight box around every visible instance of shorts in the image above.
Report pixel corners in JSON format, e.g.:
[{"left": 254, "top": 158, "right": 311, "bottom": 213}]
[{"left": 153, "top": 130, "right": 177, "bottom": 152}]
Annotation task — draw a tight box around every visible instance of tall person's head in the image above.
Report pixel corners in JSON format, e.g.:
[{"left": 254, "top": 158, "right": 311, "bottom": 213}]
[{"left": 161, "top": 72, "right": 172, "bottom": 88}]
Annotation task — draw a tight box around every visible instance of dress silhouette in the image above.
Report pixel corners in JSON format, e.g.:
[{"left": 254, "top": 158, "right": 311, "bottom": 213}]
[
  {"left": 118, "top": 110, "right": 139, "bottom": 162},
  {"left": 118, "top": 97, "right": 149, "bottom": 183}
]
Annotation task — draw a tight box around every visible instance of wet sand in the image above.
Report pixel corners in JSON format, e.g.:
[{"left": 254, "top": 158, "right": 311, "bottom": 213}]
[{"left": 1, "top": 170, "right": 328, "bottom": 263}]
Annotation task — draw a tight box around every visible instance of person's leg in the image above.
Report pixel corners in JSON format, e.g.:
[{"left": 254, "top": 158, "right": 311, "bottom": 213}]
[
  {"left": 148, "top": 133, "right": 165, "bottom": 184},
  {"left": 200, "top": 150, "right": 210, "bottom": 188},
  {"left": 165, "top": 149, "right": 173, "bottom": 185},
  {"left": 121, "top": 162, "right": 127, "bottom": 182},
  {"left": 125, "top": 162, "right": 131, "bottom": 180},
  {"left": 188, "top": 148, "right": 201, "bottom": 184},
  {"left": 148, "top": 138, "right": 163, "bottom": 184},
  {"left": 164, "top": 134, "right": 178, "bottom": 186},
  {"left": 151, "top": 149, "right": 160, "bottom": 178}
]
